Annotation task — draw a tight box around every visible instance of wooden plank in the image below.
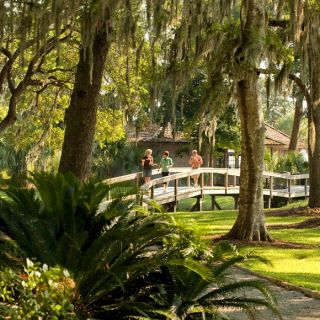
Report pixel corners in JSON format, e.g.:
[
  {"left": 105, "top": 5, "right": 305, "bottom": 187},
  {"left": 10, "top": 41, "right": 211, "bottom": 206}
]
[{"left": 104, "top": 168, "right": 311, "bottom": 206}]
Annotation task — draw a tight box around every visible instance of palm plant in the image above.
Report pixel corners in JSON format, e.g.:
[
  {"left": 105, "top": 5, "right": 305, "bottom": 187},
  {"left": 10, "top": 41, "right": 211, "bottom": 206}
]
[
  {"left": 0, "top": 173, "right": 280, "bottom": 319},
  {"left": 0, "top": 142, "right": 28, "bottom": 185},
  {"left": 134, "top": 242, "right": 281, "bottom": 320}
]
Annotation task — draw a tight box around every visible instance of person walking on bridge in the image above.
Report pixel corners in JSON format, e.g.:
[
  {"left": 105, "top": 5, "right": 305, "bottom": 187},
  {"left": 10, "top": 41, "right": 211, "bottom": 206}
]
[
  {"left": 159, "top": 151, "right": 173, "bottom": 192},
  {"left": 189, "top": 149, "right": 203, "bottom": 188},
  {"left": 141, "top": 149, "right": 154, "bottom": 184}
]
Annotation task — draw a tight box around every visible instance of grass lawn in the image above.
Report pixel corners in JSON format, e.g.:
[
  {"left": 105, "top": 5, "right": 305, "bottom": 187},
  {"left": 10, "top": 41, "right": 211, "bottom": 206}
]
[
  {"left": 171, "top": 201, "right": 320, "bottom": 292},
  {"left": 174, "top": 210, "right": 308, "bottom": 237},
  {"left": 242, "top": 247, "right": 320, "bottom": 291},
  {"left": 176, "top": 196, "right": 236, "bottom": 211}
]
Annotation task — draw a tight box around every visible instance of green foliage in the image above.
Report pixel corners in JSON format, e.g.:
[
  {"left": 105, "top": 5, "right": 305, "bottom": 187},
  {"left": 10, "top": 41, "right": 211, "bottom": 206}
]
[
  {"left": 215, "top": 104, "right": 241, "bottom": 156},
  {"left": 92, "top": 139, "right": 144, "bottom": 177},
  {"left": 264, "top": 150, "right": 308, "bottom": 173},
  {"left": 265, "top": 29, "right": 294, "bottom": 65},
  {"left": 144, "top": 241, "right": 280, "bottom": 320},
  {"left": 175, "top": 206, "right": 320, "bottom": 293},
  {"left": 275, "top": 111, "right": 308, "bottom": 142},
  {"left": 0, "top": 142, "right": 27, "bottom": 183},
  {"left": 0, "top": 259, "right": 75, "bottom": 319},
  {"left": 0, "top": 172, "right": 280, "bottom": 319},
  {"left": 95, "top": 109, "right": 125, "bottom": 147}
]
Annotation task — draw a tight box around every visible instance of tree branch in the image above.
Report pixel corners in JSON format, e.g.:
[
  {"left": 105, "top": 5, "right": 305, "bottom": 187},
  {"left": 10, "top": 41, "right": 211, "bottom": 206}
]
[{"left": 288, "top": 74, "right": 312, "bottom": 108}]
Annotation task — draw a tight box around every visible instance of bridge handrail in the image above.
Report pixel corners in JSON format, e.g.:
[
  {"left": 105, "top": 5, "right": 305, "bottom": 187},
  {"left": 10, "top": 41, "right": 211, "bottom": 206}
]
[{"left": 102, "top": 167, "right": 309, "bottom": 190}]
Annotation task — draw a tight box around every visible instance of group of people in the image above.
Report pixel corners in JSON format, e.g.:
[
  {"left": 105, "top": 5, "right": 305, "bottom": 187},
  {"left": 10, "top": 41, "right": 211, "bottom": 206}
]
[{"left": 141, "top": 148, "right": 203, "bottom": 191}]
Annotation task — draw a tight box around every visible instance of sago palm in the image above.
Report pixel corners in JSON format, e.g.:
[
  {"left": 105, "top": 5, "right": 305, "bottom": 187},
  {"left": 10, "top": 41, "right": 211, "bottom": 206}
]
[{"left": 0, "top": 173, "right": 280, "bottom": 319}]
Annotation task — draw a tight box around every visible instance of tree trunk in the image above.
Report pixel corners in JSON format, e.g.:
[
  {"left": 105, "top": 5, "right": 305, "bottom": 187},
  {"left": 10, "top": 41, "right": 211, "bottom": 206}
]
[
  {"left": 289, "top": 92, "right": 303, "bottom": 151},
  {"left": 226, "top": 0, "right": 270, "bottom": 241},
  {"left": 208, "top": 117, "right": 217, "bottom": 167},
  {"left": 307, "top": 7, "right": 320, "bottom": 208},
  {"left": 226, "top": 76, "right": 269, "bottom": 241},
  {"left": 58, "top": 27, "right": 110, "bottom": 180}
]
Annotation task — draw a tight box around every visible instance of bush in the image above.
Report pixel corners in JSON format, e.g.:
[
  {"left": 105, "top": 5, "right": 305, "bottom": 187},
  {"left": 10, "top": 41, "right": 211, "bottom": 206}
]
[
  {"left": 265, "top": 150, "right": 308, "bottom": 173},
  {"left": 0, "top": 173, "right": 281, "bottom": 319},
  {"left": 0, "top": 259, "right": 75, "bottom": 319}
]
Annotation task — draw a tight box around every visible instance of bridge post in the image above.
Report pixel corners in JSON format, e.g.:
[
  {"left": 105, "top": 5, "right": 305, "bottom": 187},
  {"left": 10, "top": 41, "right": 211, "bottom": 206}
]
[
  {"left": 288, "top": 177, "right": 291, "bottom": 199},
  {"left": 198, "top": 196, "right": 203, "bottom": 211},
  {"left": 174, "top": 179, "right": 178, "bottom": 207},
  {"left": 270, "top": 176, "right": 273, "bottom": 199},
  {"left": 232, "top": 175, "right": 236, "bottom": 186},
  {"left": 305, "top": 178, "right": 308, "bottom": 199},
  {"left": 209, "top": 172, "right": 213, "bottom": 187},
  {"left": 224, "top": 172, "right": 228, "bottom": 194},
  {"left": 187, "top": 175, "right": 191, "bottom": 187},
  {"left": 200, "top": 173, "right": 204, "bottom": 198},
  {"left": 234, "top": 195, "right": 239, "bottom": 209},
  {"left": 211, "top": 195, "right": 222, "bottom": 210},
  {"left": 211, "top": 195, "right": 216, "bottom": 210},
  {"left": 136, "top": 174, "right": 140, "bottom": 189},
  {"left": 266, "top": 196, "right": 271, "bottom": 209}
]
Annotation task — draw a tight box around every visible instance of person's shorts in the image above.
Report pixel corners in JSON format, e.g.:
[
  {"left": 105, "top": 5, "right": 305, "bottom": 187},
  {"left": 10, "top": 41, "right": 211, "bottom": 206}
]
[
  {"left": 143, "top": 168, "right": 152, "bottom": 177},
  {"left": 162, "top": 172, "right": 169, "bottom": 177}
]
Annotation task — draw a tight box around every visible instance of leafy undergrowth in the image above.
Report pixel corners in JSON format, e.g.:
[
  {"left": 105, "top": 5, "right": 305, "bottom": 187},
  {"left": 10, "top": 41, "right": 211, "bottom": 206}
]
[{"left": 172, "top": 201, "right": 320, "bottom": 292}]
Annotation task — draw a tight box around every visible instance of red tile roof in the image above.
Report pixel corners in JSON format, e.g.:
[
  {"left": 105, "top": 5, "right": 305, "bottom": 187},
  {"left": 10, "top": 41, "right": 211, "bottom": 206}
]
[
  {"left": 265, "top": 123, "right": 306, "bottom": 149},
  {"left": 127, "top": 122, "right": 306, "bottom": 149}
]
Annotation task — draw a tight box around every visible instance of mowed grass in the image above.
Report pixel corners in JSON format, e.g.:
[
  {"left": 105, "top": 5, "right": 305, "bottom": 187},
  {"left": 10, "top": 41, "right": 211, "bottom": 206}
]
[
  {"left": 173, "top": 210, "right": 309, "bottom": 237},
  {"left": 171, "top": 201, "right": 320, "bottom": 292},
  {"left": 176, "top": 195, "right": 236, "bottom": 211},
  {"left": 242, "top": 247, "right": 320, "bottom": 291}
]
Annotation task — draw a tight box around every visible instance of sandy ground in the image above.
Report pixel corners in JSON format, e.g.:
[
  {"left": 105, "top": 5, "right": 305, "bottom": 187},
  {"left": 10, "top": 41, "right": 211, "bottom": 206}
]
[{"left": 223, "top": 268, "right": 320, "bottom": 320}]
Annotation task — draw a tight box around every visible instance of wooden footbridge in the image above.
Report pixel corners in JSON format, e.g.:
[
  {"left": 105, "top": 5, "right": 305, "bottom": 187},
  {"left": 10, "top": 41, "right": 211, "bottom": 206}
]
[{"left": 103, "top": 168, "right": 309, "bottom": 211}]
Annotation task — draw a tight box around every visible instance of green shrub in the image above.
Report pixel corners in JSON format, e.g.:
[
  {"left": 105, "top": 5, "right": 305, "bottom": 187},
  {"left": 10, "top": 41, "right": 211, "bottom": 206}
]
[
  {"left": 265, "top": 150, "right": 308, "bottom": 173},
  {"left": 0, "top": 259, "right": 75, "bottom": 319},
  {"left": 0, "top": 173, "right": 280, "bottom": 319}
]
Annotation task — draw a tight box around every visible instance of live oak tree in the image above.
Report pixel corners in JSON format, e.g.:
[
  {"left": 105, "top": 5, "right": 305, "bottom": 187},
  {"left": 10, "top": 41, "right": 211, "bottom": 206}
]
[
  {"left": 143, "top": 0, "right": 269, "bottom": 240},
  {"left": 288, "top": 0, "right": 320, "bottom": 208},
  {"left": 302, "top": 2, "right": 320, "bottom": 208},
  {"left": 58, "top": 0, "right": 179, "bottom": 179},
  {"left": 224, "top": 0, "right": 269, "bottom": 241}
]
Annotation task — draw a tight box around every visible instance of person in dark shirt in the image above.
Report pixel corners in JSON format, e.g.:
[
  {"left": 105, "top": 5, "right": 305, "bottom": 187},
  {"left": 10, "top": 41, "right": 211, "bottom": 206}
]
[{"left": 141, "top": 149, "right": 154, "bottom": 183}]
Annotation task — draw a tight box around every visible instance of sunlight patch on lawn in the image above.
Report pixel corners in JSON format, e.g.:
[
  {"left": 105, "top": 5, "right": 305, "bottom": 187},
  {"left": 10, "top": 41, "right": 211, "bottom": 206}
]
[
  {"left": 242, "top": 247, "right": 320, "bottom": 291},
  {"left": 270, "top": 228, "right": 320, "bottom": 245}
]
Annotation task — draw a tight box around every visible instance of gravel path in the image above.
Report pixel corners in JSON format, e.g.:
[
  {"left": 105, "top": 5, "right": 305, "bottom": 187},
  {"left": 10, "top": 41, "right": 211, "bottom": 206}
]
[{"left": 223, "top": 267, "right": 320, "bottom": 320}]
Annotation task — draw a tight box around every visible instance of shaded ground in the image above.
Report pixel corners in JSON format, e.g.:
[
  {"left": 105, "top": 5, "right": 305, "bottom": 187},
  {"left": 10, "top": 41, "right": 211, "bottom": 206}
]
[
  {"left": 265, "top": 206, "right": 320, "bottom": 217},
  {"left": 224, "top": 267, "right": 320, "bottom": 320},
  {"left": 269, "top": 217, "right": 320, "bottom": 230},
  {"left": 267, "top": 206, "right": 320, "bottom": 232}
]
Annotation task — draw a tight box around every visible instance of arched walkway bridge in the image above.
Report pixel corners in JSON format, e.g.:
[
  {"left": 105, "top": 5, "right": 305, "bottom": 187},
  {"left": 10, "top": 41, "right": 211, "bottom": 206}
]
[{"left": 104, "top": 168, "right": 309, "bottom": 211}]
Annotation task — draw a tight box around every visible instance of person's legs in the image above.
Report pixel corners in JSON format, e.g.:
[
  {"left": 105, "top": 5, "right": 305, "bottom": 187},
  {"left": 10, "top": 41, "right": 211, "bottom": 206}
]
[
  {"left": 143, "top": 168, "right": 152, "bottom": 184},
  {"left": 192, "top": 168, "right": 199, "bottom": 187},
  {"left": 162, "top": 172, "right": 169, "bottom": 191},
  {"left": 193, "top": 174, "right": 199, "bottom": 187}
]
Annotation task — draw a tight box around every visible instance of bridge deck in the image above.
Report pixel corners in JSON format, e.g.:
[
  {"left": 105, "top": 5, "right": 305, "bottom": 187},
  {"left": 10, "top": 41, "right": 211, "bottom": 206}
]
[
  {"left": 103, "top": 167, "right": 309, "bottom": 209},
  {"left": 142, "top": 185, "right": 309, "bottom": 205}
]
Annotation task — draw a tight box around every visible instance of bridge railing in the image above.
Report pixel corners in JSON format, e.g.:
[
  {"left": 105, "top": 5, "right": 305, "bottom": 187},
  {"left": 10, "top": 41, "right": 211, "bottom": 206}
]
[{"left": 103, "top": 168, "right": 310, "bottom": 203}]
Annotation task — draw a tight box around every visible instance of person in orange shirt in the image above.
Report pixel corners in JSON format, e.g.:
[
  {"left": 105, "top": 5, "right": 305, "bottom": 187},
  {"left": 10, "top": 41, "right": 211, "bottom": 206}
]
[{"left": 189, "top": 149, "right": 203, "bottom": 187}]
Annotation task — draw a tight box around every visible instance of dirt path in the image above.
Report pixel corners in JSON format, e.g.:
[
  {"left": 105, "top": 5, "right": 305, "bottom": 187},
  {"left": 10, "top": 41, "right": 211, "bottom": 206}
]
[{"left": 223, "top": 267, "right": 320, "bottom": 320}]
